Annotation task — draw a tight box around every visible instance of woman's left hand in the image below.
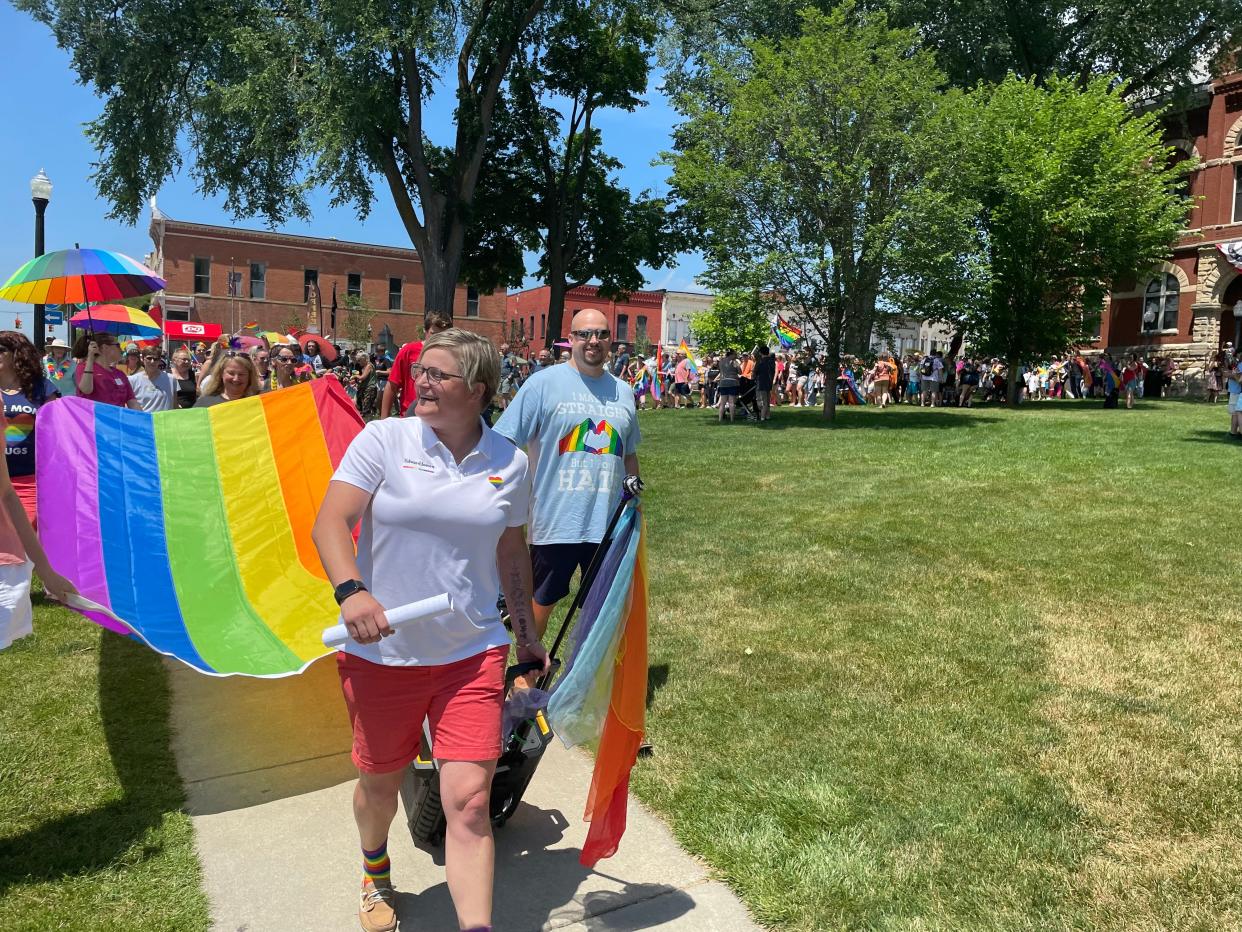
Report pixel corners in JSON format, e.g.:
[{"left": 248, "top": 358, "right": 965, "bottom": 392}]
[
  {"left": 520, "top": 639, "right": 552, "bottom": 676},
  {"left": 38, "top": 568, "right": 77, "bottom": 603}
]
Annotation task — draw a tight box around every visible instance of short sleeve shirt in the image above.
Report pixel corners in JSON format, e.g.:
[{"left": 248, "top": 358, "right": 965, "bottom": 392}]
[
  {"left": 2, "top": 379, "right": 59, "bottom": 478},
  {"left": 128, "top": 370, "right": 176, "bottom": 412},
  {"left": 74, "top": 362, "right": 135, "bottom": 408},
  {"left": 493, "top": 364, "right": 639, "bottom": 546},
  {"left": 386, "top": 341, "right": 424, "bottom": 415},
  {"left": 331, "top": 416, "right": 531, "bottom": 666},
  {"left": 0, "top": 413, "right": 25, "bottom": 565}
]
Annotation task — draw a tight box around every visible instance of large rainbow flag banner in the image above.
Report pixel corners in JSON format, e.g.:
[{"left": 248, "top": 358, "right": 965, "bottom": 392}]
[
  {"left": 36, "top": 380, "right": 364, "bottom": 677},
  {"left": 547, "top": 498, "right": 647, "bottom": 867}
]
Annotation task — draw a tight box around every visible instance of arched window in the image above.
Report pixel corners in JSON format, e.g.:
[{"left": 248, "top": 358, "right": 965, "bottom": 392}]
[{"left": 1142, "top": 273, "right": 1179, "bottom": 332}]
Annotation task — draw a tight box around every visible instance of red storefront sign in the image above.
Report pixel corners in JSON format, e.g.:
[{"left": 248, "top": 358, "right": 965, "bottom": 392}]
[{"left": 164, "top": 320, "right": 223, "bottom": 340}]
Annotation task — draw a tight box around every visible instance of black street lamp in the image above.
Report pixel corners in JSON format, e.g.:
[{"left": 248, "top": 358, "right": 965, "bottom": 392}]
[{"left": 30, "top": 169, "right": 52, "bottom": 354}]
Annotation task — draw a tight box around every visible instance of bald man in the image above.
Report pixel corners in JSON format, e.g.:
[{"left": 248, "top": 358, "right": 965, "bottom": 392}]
[{"left": 495, "top": 309, "right": 641, "bottom": 686}]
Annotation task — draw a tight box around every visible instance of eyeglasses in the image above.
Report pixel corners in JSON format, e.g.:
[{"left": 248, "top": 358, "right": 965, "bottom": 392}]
[
  {"left": 571, "top": 328, "right": 610, "bottom": 342},
  {"left": 276, "top": 355, "right": 297, "bottom": 363},
  {"left": 257, "top": 355, "right": 269, "bottom": 361},
  {"left": 411, "top": 363, "right": 464, "bottom": 383}
]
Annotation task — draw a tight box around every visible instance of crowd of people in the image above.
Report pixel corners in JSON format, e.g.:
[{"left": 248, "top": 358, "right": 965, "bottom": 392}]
[{"left": 488, "top": 340, "right": 1241, "bottom": 428}]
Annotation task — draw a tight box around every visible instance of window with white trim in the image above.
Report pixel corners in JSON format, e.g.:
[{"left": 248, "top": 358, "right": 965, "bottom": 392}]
[
  {"left": 193, "top": 257, "right": 210, "bottom": 294},
  {"left": 1142, "top": 273, "right": 1179, "bottom": 332},
  {"left": 466, "top": 286, "right": 480, "bottom": 318},
  {"left": 249, "top": 262, "right": 266, "bottom": 300},
  {"left": 617, "top": 314, "right": 629, "bottom": 342},
  {"left": 347, "top": 272, "right": 362, "bottom": 299},
  {"left": 1234, "top": 164, "right": 1242, "bottom": 224}
]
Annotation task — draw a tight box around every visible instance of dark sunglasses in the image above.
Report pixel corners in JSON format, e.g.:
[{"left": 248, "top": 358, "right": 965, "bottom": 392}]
[{"left": 571, "top": 328, "right": 610, "bottom": 342}]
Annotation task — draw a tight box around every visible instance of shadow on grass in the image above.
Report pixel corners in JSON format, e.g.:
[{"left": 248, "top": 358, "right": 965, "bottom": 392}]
[
  {"left": 0, "top": 612, "right": 184, "bottom": 893},
  {"left": 1182, "top": 429, "right": 1242, "bottom": 446},
  {"left": 646, "top": 663, "right": 669, "bottom": 710}
]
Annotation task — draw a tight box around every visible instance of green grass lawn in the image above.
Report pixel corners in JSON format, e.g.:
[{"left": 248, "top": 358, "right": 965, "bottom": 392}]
[
  {"left": 3, "top": 396, "right": 1239, "bottom": 930},
  {"left": 632, "top": 397, "right": 1242, "bottom": 931},
  {"left": 0, "top": 595, "right": 209, "bottom": 931}
]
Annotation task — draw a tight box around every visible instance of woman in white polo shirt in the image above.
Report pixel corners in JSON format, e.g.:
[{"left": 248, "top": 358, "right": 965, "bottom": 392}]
[{"left": 313, "top": 328, "right": 547, "bottom": 932}]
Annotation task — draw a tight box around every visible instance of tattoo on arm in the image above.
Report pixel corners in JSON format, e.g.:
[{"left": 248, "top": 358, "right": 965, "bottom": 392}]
[{"left": 505, "top": 565, "right": 536, "bottom": 646}]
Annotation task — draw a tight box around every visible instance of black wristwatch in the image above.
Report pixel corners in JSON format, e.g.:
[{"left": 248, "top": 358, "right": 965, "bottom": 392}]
[{"left": 333, "top": 579, "right": 368, "bottom": 606}]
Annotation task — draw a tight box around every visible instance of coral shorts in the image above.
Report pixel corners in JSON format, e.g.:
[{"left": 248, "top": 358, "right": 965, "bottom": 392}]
[{"left": 337, "top": 646, "right": 507, "bottom": 773}]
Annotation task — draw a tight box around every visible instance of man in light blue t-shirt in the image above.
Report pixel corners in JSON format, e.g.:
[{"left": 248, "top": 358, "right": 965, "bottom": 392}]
[{"left": 495, "top": 308, "right": 641, "bottom": 681}]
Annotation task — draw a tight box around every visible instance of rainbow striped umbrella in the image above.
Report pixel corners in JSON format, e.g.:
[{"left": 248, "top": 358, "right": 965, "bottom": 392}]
[
  {"left": 69, "top": 304, "right": 162, "bottom": 338},
  {"left": 0, "top": 247, "right": 165, "bottom": 305}
]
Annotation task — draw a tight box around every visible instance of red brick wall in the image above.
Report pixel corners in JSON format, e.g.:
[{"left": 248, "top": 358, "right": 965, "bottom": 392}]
[
  {"left": 505, "top": 285, "right": 665, "bottom": 353},
  {"left": 159, "top": 224, "right": 505, "bottom": 347}
]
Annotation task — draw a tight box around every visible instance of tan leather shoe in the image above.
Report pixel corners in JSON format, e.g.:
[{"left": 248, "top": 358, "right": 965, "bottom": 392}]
[{"left": 359, "top": 878, "right": 397, "bottom": 932}]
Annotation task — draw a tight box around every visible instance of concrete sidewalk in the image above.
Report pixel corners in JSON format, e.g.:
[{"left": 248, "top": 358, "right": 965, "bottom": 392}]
[{"left": 168, "top": 658, "right": 760, "bottom": 932}]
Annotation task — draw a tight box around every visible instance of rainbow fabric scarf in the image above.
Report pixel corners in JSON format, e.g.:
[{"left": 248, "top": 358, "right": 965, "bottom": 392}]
[
  {"left": 36, "top": 380, "right": 364, "bottom": 677},
  {"left": 547, "top": 499, "right": 647, "bottom": 867}
]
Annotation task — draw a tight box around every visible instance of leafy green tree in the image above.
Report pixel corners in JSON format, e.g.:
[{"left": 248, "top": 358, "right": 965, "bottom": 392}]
[
  {"left": 341, "top": 295, "right": 377, "bottom": 347},
  {"left": 895, "top": 74, "right": 1191, "bottom": 403},
  {"left": 688, "top": 290, "right": 773, "bottom": 353},
  {"left": 662, "top": 0, "right": 1241, "bottom": 99},
  {"left": 501, "top": 1, "right": 685, "bottom": 347},
  {"left": 668, "top": 4, "right": 945, "bottom": 419},
  {"left": 18, "top": 0, "right": 547, "bottom": 317}
]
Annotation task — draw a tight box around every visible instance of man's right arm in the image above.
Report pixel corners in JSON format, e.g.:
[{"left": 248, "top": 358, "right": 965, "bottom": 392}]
[{"left": 379, "top": 381, "right": 396, "bottom": 419}]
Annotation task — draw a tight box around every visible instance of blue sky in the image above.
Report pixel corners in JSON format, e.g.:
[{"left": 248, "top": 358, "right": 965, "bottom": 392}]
[{"left": 0, "top": 6, "right": 705, "bottom": 340}]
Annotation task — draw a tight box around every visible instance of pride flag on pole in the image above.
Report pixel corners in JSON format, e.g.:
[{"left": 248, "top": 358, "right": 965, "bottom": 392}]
[
  {"left": 678, "top": 339, "right": 699, "bottom": 375},
  {"left": 547, "top": 499, "right": 647, "bottom": 867},
  {"left": 35, "top": 380, "right": 364, "bottom": 677},
  {"left": 773, "top": 316, "right": 802, "bottom": 348}
]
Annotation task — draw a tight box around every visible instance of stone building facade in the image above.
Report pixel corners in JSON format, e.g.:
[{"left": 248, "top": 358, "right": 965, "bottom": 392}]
[
  {"left": 146, "top": 206, "right": 506, "bottom": 349},
  {"left": 1098, "top": 71, "right": 1242, "bottom": 388}
]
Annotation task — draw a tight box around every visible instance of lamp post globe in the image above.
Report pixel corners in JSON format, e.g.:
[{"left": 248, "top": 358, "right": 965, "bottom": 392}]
[{"left": 30, "top": 169, "right": 52, "bottom": 354}]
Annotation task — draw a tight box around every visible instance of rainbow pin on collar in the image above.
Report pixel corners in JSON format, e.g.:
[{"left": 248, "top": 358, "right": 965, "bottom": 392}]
[{"left": 488, "top": 475, "right": 504, "bottom": 487}]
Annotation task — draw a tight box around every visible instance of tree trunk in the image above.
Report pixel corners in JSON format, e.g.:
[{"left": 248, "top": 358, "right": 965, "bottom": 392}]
[
  {"left": 843, "top": 288, "right": 878, "bottom": 356},
  {"left": 546, "top": 275, "right": 569, "bottom": 349},
  {"left": 420, "top": 238, "right": 463, "bottom": 319},
  {"left": 822, "top": 318, "right": 843, "bottom": 422},
  {"left": 1007, "top": 354, "right": 1021, "bottom": 407}
]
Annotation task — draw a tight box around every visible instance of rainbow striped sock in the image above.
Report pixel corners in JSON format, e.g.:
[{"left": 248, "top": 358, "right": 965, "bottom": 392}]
[{"left": 362, "top": 841, "right": 391, "bottom": 885}]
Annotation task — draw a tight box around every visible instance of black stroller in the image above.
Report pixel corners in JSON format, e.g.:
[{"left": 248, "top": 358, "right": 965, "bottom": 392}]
[{"left": 401, "top": 493, "right": 634, "bottom": 845}]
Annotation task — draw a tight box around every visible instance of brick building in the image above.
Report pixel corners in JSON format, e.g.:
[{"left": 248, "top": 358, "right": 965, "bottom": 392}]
[
  {"left": 505, "top": 284, "right": 666, "bottom": 353},
  {"left": 1099, "top": 71, "right": 1242, "bottom": 372},
  {"left": 146, "top": 204, "right": 506, "bottom": 349}
]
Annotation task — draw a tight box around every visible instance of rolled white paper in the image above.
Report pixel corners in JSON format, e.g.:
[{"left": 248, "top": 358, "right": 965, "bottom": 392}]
[{"left": 321, "top": 592, "right": 455, "bottom": 648}]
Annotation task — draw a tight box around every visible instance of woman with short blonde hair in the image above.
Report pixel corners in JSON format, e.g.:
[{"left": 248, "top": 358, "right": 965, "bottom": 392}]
[{"left": 313, "top": 325, "right": 540, "bottom": 932}]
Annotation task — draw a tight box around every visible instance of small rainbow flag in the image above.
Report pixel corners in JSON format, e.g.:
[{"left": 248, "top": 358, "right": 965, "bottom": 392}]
[
  {"left": 678, "top": 339, "right": 699, "bottom": 375},
  {"left": 36, "top": 380, "right": 364, "bottom": 677},
  {"left": 773, "top": 316, "right": 802, "bottom": 348}
]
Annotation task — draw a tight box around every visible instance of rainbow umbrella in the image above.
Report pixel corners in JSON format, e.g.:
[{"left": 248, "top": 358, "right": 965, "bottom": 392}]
[
  {"left": 69, "top": 305, "right": 162, "bottom": 338},
  {"left": 0, "top": 247, "right": 165, "bottom": 305}
]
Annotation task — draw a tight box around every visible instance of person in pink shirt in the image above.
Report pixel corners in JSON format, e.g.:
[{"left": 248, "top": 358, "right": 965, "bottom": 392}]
[
  {"left": 72, "top": 333, "right": 142, "bottom": 409},
  {"left": 672, "top": 352, "right": 694, "bottom": 409}
]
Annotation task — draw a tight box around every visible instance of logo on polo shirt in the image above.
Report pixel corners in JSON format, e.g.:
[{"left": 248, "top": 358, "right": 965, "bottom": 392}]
[
  {"left": 402, "top": 458, "right": 435, "bottom": 473},
  {"left": 557, "top": 418, "right": 621, "bottom": 457}
]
